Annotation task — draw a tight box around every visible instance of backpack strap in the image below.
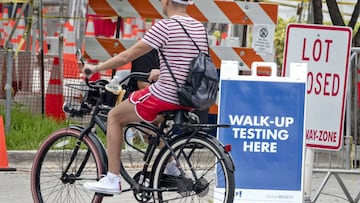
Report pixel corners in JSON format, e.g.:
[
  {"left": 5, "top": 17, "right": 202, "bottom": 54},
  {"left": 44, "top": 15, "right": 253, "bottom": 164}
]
[
  {"left": 159, "top": 18, "right": 209, "bottom": 88},
  {"left": 172, "top": 18, "right": 210, "bottom": 54},
  {"left": 159, "top": 50, "right": 180, "bottom": 88}
]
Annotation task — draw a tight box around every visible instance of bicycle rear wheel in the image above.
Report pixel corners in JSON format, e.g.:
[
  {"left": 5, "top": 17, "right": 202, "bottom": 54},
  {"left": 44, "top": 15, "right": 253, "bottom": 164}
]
[
  {"left": 152, "top": 134, "right": 235, "bottom": 203},
  {"left": 31, "top": 127, "right": 105, "bottom": 203}
]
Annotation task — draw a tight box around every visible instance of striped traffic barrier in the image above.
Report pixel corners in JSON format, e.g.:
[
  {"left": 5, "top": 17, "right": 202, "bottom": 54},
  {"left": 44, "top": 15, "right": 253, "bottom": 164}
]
[{"left": 83, "top": 0, "right": 278, "bottom": 121}]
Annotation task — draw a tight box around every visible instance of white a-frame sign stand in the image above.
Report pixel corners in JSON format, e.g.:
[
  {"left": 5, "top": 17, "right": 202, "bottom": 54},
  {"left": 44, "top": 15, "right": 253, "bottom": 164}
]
[{"left": 217, "top": 61, "right": 307, "bottom": 203}]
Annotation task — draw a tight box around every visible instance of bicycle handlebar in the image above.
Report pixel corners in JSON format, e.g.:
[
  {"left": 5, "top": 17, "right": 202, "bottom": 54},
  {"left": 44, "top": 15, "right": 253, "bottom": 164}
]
[
  {"left": 76, "top": 49, "right": 150, "bottom": 89},
  {"left": 64, "top": 50, "right": 151, "bottom": 117}
]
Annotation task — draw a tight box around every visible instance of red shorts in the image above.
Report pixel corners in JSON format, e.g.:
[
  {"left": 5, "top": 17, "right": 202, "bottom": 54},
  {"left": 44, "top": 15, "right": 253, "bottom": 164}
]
[{"left": 129, "top": 86, "right": 191, "bottom": 122}]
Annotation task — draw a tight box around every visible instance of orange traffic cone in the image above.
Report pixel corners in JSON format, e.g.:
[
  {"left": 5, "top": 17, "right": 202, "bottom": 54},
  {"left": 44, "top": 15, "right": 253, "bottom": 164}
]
[
  {"left": 64, "top": 21, "right": 76, "bottom": 52},
  {"left": 122, "top": 18, "right": 133, "bottom": 39},
  {"left": 0, "top": 12, "right": 4, "bottom": 47},
  {"left": 34, "top": 26, "right": 48, "bottom": 54},
  {"left": 2, "top": 8, "right": 10, "bottom": 46},
  {"left": 131, "top": 18, "right": 138, "bottom": 40},
  {"left": 136, "top": 17, "right": 145, "bottom": 40},
  {"left": 42, "top": 21, "right": 49, "bottom": 54},
  {"left": 86, "top": 18, "right": 96, "bottom": 37},
  {"left": 45, "top": 57, "right": 65, "bottom": 120},
  {"left": 17, "top": 8, "right": 27, "bottom": 51},
  {"left": 0, "top": 116, "right": 16, "bottom": 171}
]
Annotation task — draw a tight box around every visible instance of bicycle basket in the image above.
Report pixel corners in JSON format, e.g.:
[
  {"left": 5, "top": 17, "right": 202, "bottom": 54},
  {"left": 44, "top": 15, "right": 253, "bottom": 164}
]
[{"left": 64, "top": 82, "right": 99, "bottom": 112}]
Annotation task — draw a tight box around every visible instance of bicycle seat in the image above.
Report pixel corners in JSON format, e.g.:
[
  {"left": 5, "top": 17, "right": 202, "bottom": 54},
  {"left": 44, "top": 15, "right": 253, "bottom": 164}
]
[{"left": 159, "top": 110, "right": 200, "bottom": 125}]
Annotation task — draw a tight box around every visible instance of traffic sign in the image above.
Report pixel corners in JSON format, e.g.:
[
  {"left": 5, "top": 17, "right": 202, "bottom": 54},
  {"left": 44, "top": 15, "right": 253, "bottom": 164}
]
[{"left": 282, "top": 23, "right": 352, "bottom": 150}]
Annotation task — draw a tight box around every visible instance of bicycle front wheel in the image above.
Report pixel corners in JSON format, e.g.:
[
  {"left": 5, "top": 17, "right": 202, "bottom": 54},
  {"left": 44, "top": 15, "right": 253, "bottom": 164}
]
[
  {"left": 31, "top": 127, "right": 105, "bottom": 203},
  {"left": 152, "top": 134, "right": 235, "bottom": 203}
]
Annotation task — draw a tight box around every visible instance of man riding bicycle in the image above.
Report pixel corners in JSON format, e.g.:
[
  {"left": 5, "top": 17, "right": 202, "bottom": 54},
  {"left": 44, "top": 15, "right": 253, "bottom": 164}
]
[{"left": 82, "top": 0, "right": 209, "bottom": 195}]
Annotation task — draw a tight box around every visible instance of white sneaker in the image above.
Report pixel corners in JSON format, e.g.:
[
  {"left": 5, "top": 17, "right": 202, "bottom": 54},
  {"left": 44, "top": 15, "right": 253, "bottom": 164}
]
[
  {"left": 164, "top": 160, "right": 181, "bottom": 176},
  {"left": 83, "top": 175, "right": 122, "bottom": 195}
]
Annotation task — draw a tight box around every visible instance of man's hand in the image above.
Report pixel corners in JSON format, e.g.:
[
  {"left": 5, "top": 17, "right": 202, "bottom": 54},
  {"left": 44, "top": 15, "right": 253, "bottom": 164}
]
[
  {"left": 82, "top": 64, "right": 97, "bottom": 78},
  {"left": 148, "top": 69, "right": 160, "bottom": 83}
]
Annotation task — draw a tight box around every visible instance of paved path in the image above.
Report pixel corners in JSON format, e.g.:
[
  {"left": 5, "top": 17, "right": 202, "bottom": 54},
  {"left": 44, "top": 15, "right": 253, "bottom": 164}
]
[{"left": 1, "top": 151, "right": 360, "bottom": 203}]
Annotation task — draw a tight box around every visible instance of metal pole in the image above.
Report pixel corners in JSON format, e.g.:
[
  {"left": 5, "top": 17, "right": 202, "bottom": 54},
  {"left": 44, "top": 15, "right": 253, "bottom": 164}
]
[
  {"left": 298, "top": 1, "right": 304, "bottom": 22},
  {"left": 307, "top": 0, "right": 314, "bottom": 24},
  {"left": 38, "top": 0, "right": 45, "bottom": 115},
  {"left": 304, "top": 148, "right": 315, "bottom": 202},
  {"left": 5, "top": 45, "right": 14, "bottom": 135},
  {"left": 59, "top": 0, "right": 64, "bottom": 83},
  {"left": 345, "top": 48, "right": 353, "bottom": 169},
  {"left": 25, "top": 2, "right": 33, "bottom": 52},
  {"left": 351, "top": 47, "right": 360, "bottom": 168}
]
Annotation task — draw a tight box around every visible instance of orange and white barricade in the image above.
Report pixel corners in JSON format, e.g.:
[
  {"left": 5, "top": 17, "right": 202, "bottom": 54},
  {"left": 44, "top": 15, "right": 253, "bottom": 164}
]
[{"left": 84, "top": 0, "right": 278, "bottom": 116}]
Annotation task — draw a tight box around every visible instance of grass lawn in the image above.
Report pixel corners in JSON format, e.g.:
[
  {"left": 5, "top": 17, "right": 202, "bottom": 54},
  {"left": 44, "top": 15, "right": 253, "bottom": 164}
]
[{"left": 1, "top": 103, "right": 70, "bottom": 150}]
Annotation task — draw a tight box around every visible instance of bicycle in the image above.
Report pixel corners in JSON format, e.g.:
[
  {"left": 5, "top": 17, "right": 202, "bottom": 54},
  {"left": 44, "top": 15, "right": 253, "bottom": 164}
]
[{"left": 30, "top": 69, "right": 235, "bottom": 203}]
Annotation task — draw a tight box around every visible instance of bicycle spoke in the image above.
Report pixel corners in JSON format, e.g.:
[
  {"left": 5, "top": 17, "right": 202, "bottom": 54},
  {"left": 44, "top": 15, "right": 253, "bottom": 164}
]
[
  {"left": 152, "top": 135, "right": 234, "bottom": 203},
  {"left": 31, "top": 129, "right": 104, "bottom": 203}
]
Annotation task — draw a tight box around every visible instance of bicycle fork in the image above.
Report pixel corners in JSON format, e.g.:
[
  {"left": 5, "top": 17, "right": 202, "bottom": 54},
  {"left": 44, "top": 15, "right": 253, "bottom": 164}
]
[{"left": 61, "top": 128, "right": 91, "bottom": 182}]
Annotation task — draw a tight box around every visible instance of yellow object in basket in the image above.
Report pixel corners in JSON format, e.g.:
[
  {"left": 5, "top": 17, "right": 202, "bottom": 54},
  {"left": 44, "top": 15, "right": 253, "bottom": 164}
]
[{"left": 116, "top": 89, "right": 126, "bottom": 105}]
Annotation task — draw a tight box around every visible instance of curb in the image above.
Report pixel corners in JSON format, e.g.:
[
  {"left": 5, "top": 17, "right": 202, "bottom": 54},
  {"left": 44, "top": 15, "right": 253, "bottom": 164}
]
[
  {"left": 7, "top": 150, "right": 145, "bottom": 170},
  {"left": 8, "top": 150, "right": 37, "bottom": 170}
]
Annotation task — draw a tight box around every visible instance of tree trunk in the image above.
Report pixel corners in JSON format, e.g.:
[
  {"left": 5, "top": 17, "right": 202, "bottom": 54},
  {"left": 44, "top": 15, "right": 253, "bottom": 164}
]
[
  {"left": 354, "top": 29, "right": 360, "bottom": 47},
  {"left": 348, "top": 0, "right": 360, "bottom": 29},
  {"left": 326, "top": 0, "right": 345, "bottom": 26},
  {"left": 312, "top": 0, "right": 323, "bottom": 24}
]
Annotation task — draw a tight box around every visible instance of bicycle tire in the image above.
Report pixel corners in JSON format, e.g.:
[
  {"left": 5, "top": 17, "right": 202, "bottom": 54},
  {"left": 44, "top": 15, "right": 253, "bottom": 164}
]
[
  {"left": 30, "top": 127, "right": 106, "bottom": 203},
  {"left": 152, "top": 133, "right": 235, "bottom": 203}
]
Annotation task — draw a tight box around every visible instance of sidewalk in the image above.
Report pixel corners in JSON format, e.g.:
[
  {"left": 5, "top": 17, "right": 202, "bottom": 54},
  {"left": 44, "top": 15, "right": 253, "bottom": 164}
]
[{"left": 6, "top": 150, "right": 360, "bottom": 203}]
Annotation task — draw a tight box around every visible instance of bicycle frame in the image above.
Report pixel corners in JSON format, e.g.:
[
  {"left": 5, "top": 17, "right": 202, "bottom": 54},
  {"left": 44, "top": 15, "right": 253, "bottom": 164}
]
[
  {"left": 61, "top": 72, "right": 148, "bottom": 183},
  {"left": 31, "top": 51, "right": 236, "bottom": 203},
  {"left": 61, "top": 72, "right": 234, "bottom": 197},
  {"left": 62, "top": 105, "right": 110, "bottom": 181}
]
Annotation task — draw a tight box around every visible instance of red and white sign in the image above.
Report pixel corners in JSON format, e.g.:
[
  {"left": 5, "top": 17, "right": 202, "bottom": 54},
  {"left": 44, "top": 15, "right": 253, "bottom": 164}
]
[{"left": 282, "top": 23, "right": 352, "bottom": 150}]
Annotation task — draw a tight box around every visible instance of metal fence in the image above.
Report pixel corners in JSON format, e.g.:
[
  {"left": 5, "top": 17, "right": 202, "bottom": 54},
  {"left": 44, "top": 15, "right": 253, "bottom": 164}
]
[
  {"left": 1, "top": 50, "right": 65, "bottom": 113},
  {"left": 0, "top": 46, "right": 89, "bottom": 131},
  {"left": 308, "top": 48, "right": 360, "bottom": 203},
  {"left": 311, "top": 48, "right": 360, "bottom": 170}
]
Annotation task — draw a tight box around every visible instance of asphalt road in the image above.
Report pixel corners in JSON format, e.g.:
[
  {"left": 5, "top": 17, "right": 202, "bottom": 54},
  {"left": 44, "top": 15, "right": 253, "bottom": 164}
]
[{"left": 2, "top": 151, "right": 360, "bottom": 203}]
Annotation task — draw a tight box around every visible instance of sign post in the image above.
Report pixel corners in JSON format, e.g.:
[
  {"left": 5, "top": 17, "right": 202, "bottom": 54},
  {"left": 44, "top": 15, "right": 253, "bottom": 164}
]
[
  {"left": 282, "top": 23, "right": 352, "bottom": 150},
  {"left": 217, "top": 61, "right": 307, "bottom": 203}
]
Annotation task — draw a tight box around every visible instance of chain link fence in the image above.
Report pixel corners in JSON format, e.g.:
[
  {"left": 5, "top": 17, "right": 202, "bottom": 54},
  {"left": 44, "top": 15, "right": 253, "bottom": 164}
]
[
  {"left": 0, "top": 49, "right": 84, "bottom": 115},
  {"left": 312, "top": 48, "right": 360, "bottom": 170}
]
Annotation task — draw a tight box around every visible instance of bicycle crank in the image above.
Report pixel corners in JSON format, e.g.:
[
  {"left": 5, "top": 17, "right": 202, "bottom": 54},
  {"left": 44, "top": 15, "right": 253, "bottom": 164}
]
[{"left": 133, "top": 171, "right": 153, "bottom": 202}]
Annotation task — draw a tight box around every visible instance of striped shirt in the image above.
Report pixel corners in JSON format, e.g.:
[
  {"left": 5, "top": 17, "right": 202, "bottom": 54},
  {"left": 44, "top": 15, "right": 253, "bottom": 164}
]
[{"left": 142, "top": 15, "right": 208, "bottom": 105}]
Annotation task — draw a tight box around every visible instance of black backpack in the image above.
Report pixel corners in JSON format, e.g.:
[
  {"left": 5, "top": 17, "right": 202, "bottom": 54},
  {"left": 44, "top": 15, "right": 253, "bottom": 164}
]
[{"left": 160, "top": 19, "right": 218, "bottom": 110}]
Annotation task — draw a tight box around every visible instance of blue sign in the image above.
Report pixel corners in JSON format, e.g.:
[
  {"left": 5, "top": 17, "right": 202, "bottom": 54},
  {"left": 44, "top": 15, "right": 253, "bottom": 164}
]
[{"left": 217, "top": 73, "right": 306, "bottom": 202}]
